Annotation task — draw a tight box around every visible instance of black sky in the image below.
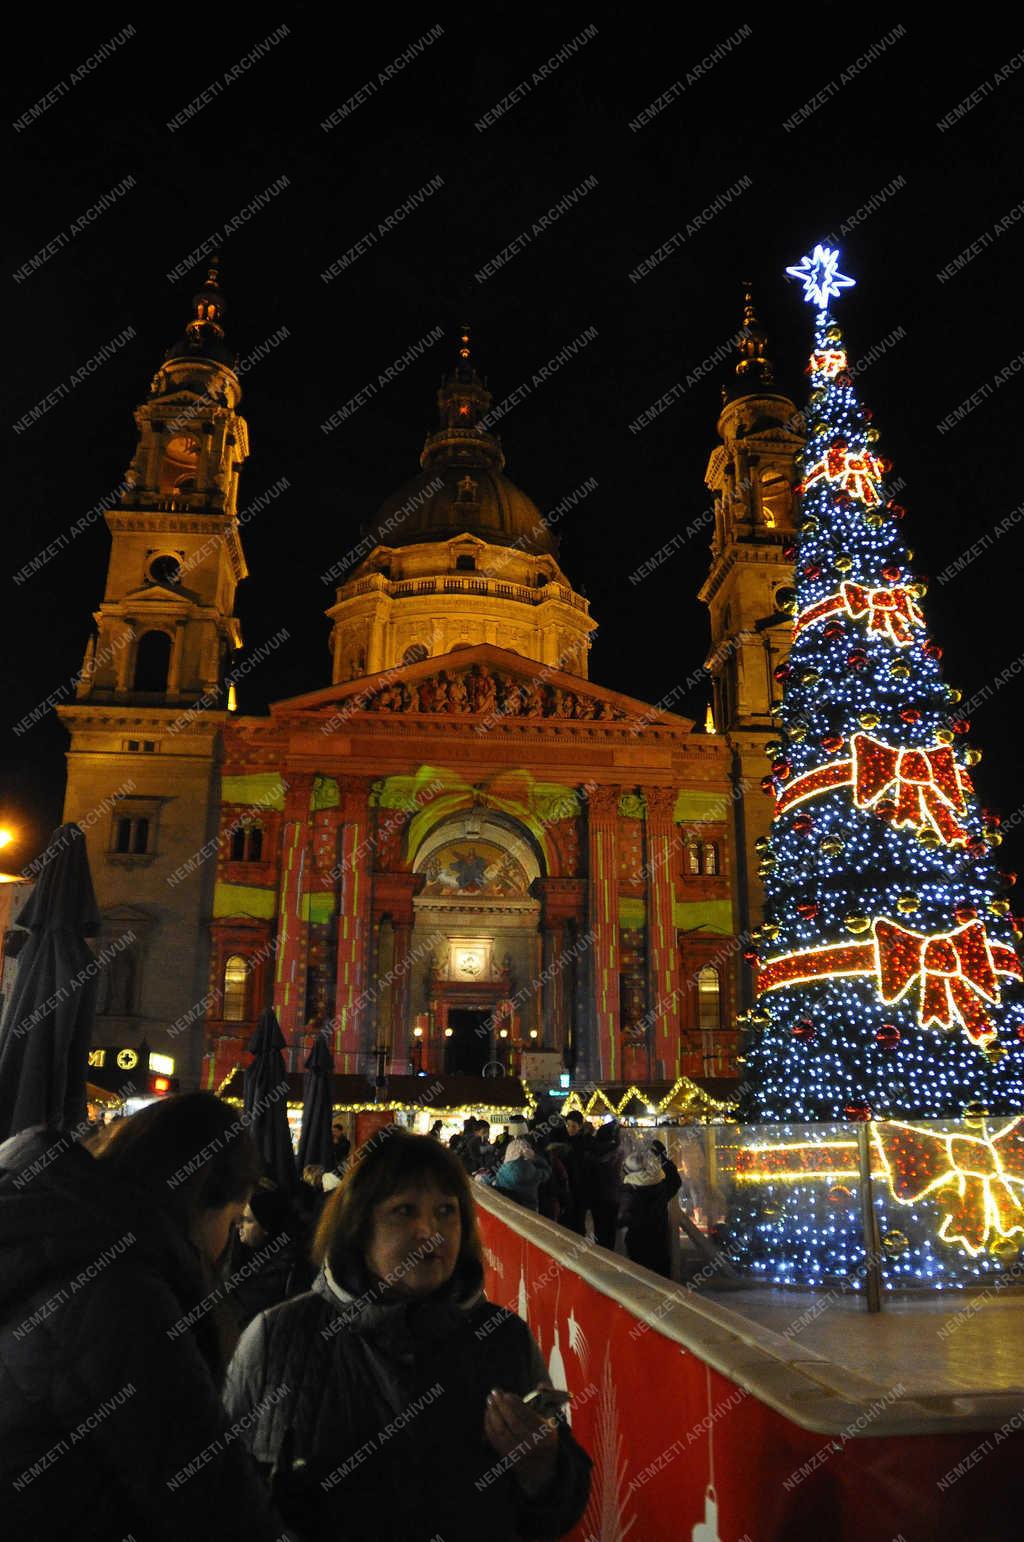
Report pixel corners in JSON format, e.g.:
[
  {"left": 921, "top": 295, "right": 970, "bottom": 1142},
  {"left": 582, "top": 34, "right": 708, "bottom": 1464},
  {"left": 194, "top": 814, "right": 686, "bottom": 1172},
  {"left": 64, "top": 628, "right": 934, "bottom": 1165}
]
[{"left": 4, "top": 10, "right": 1024, "bottom": 880}]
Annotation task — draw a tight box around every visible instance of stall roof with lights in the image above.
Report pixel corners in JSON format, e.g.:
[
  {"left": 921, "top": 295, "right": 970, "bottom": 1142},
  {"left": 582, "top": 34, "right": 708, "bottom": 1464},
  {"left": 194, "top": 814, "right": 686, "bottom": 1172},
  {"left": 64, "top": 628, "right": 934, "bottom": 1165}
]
[{"left": 216, "top": 1067, "right": 534, "bottom": 1118}]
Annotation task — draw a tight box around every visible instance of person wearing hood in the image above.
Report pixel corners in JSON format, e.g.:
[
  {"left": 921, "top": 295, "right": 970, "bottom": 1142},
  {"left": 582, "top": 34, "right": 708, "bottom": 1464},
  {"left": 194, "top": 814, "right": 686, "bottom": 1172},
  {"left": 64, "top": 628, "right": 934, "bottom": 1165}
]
[
  {"left": 618, "top": 1145, "right": 674, "bottom": 1277},
  {"left": 223, "top": 1130, "right": 591, "bottom": 1541},
  {"left": 584, "top": 1121, "right": 623, "bottom": 1249},
  {"left": 0, "top": 1094, "right": 291, "bottom": 1541},
  {"left": 229, "top": 1184, "right": 312, "bottom": 1330},
  {"left": 476, "top": 1138, "right": 551, "bottom": 1212}
]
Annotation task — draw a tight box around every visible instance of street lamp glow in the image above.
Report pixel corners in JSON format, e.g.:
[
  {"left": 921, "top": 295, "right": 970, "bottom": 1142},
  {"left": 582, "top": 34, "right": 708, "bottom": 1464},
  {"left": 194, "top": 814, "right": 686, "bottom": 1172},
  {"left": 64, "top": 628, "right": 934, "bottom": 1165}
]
[{"left": 0, "top": 828, "right": 14, "bottom": 850}]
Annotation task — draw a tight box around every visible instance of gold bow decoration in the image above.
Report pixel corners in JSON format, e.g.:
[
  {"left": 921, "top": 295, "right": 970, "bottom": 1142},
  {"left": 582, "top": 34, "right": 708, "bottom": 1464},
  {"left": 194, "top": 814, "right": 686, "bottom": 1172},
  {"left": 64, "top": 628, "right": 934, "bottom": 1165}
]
[{"left": 873, "top": 1118, "right": 1024, "bottom": 1256}]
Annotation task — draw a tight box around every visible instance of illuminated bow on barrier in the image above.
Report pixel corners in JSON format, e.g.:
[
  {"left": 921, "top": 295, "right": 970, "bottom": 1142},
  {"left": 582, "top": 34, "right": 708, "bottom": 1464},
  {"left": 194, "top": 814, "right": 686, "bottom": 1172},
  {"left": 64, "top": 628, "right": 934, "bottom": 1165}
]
[
  {"left": 873, "top": 1118, "right": 1024, "bottom": 1256},
  {"left": 758, "top": 917, "right": 1023, "bottom": 1049},
  {"left": 776, "top": 734, "right": 973, "bottom": 846},
  {"left": 795, "top": 582, "right": 925, "bottom": 649},
  {"left": 801, "top": 445, "right": 885, "bottom": 507},
  {"left": 808, "top": 348, "right": 848, "bottom": 380}
]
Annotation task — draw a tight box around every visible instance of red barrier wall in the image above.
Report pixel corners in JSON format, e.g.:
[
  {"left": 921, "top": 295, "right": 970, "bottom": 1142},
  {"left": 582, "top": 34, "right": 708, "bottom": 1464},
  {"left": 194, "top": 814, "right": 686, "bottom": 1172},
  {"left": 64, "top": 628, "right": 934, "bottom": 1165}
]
[{"left": 475, "top": 1194, "right": 1023, "bottom": 1541}]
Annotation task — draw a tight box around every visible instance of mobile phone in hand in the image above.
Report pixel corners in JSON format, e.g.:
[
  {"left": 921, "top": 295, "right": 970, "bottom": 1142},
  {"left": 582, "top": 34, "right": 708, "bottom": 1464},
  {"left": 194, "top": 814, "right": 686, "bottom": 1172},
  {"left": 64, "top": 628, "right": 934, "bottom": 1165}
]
[{"left": 522, "top": 1386, "right": 572, "bottom": 1417}]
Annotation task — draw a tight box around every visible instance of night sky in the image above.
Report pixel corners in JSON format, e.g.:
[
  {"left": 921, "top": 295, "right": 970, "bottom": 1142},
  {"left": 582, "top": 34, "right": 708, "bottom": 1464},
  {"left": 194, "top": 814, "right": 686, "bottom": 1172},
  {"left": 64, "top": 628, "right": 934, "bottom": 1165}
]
[{"left": 5, "top": 13, "right": 1024, "bottom": 879}]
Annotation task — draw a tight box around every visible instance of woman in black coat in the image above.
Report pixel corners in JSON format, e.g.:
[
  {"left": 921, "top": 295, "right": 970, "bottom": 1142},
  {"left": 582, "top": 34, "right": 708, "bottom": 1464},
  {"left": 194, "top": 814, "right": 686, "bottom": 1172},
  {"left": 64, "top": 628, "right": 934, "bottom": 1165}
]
[
  {"left": 224, "top": 1130, "right": 592, "bottom": 1542},
  {"left": 618, "top": 1146, "right": 674, "bottom": 1277},
  {"left": 0, "top": 1094, "right": 290, "bottom": 1541}
]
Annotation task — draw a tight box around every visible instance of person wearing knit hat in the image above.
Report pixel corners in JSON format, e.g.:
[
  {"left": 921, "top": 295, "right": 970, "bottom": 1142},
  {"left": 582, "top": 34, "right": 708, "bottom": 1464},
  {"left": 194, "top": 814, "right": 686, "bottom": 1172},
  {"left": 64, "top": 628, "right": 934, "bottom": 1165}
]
[
  {"left": 231, "top": 1186, "right": 310, "bottom": 1328},
  {"left": 618, "top": 1144, "right": 673, "bottom": 1277}
]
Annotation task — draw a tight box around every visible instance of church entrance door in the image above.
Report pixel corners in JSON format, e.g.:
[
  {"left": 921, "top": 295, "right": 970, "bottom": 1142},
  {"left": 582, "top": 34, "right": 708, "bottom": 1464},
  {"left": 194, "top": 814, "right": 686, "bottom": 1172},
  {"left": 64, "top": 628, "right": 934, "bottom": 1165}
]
[{"left": 446, "top": 1008, "right": 491, "bottom": 1075}]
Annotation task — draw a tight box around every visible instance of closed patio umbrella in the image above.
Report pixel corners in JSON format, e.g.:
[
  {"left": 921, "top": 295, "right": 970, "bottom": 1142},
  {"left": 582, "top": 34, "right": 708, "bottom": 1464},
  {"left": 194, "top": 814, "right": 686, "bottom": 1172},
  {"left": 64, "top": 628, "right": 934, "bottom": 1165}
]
[
  {"left": 243, "top": 1006, "right": 294, "bottom": 1189},
  {"left": 0, "top": 823, "right": 101, "bottom": 1142},
  {"left": 296, "top": 1029, "right": 334, "bottom": 1174}
]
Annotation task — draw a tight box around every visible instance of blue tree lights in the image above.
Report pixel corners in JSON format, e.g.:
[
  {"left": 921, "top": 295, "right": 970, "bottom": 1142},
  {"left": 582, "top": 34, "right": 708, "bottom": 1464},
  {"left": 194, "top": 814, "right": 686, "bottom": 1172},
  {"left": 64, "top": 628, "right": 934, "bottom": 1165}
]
[{"left": 739, "top": 246, "right": 1024, "bottom": 1128}]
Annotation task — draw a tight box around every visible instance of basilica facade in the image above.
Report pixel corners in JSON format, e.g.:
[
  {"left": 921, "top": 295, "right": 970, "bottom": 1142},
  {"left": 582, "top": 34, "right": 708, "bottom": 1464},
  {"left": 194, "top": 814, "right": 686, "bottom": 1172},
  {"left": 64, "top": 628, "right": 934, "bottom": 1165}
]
[{"left": 57, "top": 269, "right": 801, "bottom": 1093}]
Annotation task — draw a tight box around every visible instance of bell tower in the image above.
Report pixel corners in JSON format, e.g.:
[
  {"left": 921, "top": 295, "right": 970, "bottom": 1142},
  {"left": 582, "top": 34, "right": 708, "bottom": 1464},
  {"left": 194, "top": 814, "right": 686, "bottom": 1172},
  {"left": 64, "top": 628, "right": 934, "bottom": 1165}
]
[
  {"left": 76, "top": 259, "right": 248, "bottom": 705},
  {"left": 57, "top": 261, "right": 251, "bottom": 1085},
  {"left": 698, "top": 290, "right": 802, "bottom": 933}
]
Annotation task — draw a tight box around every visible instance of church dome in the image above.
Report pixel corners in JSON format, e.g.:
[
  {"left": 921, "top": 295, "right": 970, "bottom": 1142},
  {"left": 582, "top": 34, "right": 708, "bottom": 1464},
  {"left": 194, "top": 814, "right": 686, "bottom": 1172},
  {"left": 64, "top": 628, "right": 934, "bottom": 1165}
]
[
  {"left": 366, "top": 460, "right": 556, "bottom": 555},
  {"left": 363, "top": 327, "right": 557, "bottom": 557}
]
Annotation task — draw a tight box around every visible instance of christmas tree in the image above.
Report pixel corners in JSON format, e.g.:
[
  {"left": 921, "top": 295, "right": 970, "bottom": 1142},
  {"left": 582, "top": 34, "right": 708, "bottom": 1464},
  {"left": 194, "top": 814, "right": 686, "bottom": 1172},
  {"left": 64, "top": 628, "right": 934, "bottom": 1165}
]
[
  {"left": 741, "top": 245, "right": 1024, "bottom": 1126},
  {"left": 728, "top": 247, "right": 1024, "bottom": 1287}
]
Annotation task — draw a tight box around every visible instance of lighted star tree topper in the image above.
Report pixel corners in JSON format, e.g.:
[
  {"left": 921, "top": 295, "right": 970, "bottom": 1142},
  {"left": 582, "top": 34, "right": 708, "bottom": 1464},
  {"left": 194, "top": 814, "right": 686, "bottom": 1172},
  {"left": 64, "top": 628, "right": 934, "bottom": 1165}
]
[{"left": 740, "top": 244, "right": 1024, "bottom": 1127}]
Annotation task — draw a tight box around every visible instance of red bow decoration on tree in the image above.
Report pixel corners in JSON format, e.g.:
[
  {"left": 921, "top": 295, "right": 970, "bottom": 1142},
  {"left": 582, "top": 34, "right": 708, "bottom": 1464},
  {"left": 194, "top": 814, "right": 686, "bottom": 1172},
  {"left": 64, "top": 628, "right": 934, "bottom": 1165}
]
[
  {"left": 840, "top": 581, "right": 924, "bottom": 647},
  {"left": 802, "top": 445, "right": 885, "bottom": 506},
  {"left": 874, "top": 917, "right": 1019, "bottom": 1045},
  {"left": 852, "top": 734, "right": 971, "bottom": 844},
  {"left": 874, "top": 1118, "right": 1024, "bottom": 1255}
]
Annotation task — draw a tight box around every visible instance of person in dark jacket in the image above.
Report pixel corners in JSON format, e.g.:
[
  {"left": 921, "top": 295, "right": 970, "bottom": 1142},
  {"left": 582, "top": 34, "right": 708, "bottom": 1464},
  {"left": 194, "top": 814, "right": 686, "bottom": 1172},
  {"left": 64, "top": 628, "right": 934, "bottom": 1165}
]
[
  {"left": 584, "top": 1121, "right": 623, "bottom": 1249},
  {"left": 618, "top": 1146, "right": 674, "bottom": 1277},
  {"left": 476, "top": 1138, "right": 551, "bottom": 1212},
  {"left": 561, "top": 1111, "right": 590, "bottom": 1234},
  {"left": 229, "top": 1185, "right": 312, "bottom": 1329},
  {"left": 537, "top": 1138, "right": 572, "bottom": 1223},
  {"left": 0, "top": 1094, "right": 291, "bottom": 1542},
  {"left": 224, "top": 1130, "right": 591, "bottom": 1542},
  {"left": 650, "top": 1139, "right": 684, "bottom": 1203}
]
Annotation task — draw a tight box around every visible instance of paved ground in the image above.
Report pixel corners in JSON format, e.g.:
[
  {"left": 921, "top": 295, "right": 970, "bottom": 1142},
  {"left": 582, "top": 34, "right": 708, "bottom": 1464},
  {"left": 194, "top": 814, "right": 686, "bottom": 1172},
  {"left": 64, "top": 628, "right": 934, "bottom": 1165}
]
[{"left": 715, "top": 1284, "right": 1024, "bottom": 1398}]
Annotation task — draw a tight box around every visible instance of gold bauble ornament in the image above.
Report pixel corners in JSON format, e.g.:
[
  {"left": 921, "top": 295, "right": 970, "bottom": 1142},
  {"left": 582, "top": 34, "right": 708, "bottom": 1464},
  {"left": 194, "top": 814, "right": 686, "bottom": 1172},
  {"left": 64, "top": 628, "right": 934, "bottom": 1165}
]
[
  {"left": 865, "top": 426, "right": 881, "bottom": 443},
  {"left": 859, "top": 711, "right": 880, "bottom": 729},
  {"left": 835, "top": 554, "right": 853, "bottom": 573},
  {"left": 896, "top": 894, "right": 920, "bottom": 914},
  {"left": 761, "top": 1202, "right": 780, "bottom": 1219},
  {"left": 865, "top": 512, "right": 885, "bottom": 529},
  {"left": 881, "top": 1230, "right": 909, "bottom": 1255},
  {"left": 802, "top": 516, "right": 820, "bottom": 534},
  {"left": 754, "top": 835, "right": 772, "bottom": 853},
  {"left": 906, "top": 548, "right": 915, "bottom": 560},
  {"left": 825, "top": 325, "right": 842, "bottom": 343},
  {"left": 801, "top": 670, "right": 821, "bottom": 686},
  {"left": 844, "top": 914, "right": 872, "bottom": 934},
  {"left": 984, "top": 1043, "right": 1009, "bottom": 1064},
  {"left": 962, "top": 1101, "right": 989, "bottom": 1123},
  {"left": 988, "top": 831, "right": 1004, "bottom": 847},
  {"left": 890, "top": 662, "right": 911, "bottom": 680},
  {"left": 819, "top": 836, "right": 844, "bottom": 857},
  {"left": 917, "top": 828, "right": 942, "bottom": 849},
  {"left": 910, "top": 581, "right": 927, "bottom": 598},
  {"left": 991, "top": 1237, "right": 1021, "bottom": 1262},
  {"left": 789, "top": 724, "right": 808, "bottom": 742},
  {"left": 935, "top": 728, "right": 955, "bottom": 745},
  {"left": 761, "top": 922, "right": 781, "bottom": 939},
  {"left": 989, "top": 899, "right": 1011, "bottom": 916},
  {"left": 965, "top": 747, "right": 983, "bottom": 766},
  {"left": 946, "top": 687, "right": 963, "bottom": 704}
]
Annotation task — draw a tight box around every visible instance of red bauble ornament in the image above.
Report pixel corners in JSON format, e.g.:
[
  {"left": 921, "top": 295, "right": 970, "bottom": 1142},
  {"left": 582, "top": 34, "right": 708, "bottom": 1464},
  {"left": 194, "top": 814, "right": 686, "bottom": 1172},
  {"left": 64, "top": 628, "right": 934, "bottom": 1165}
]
[
  {"left": 844, "top": 1103, "right": 872, "bottom": 1122},
  {"left": 801, "top": 562, "right": 822, "bottom": 579},
  {"left": 875, "top": 800, "right": 898, "bottom": 822},
  {"left": 774, "top": 663, "right": 793, "bottom": 682},
  {"left": 1017, "top": 1024, "right": 1024, "bottom": 1041},
  {"left": 968, "top": 839, "right": 988, "bottom": 859},
  {"left": 782, "top": 542, "right": 797, "bottom": 560},
  {"left": 796, "top": 900, "right": 819, "bottom": 918},
  {"left": 822, "top": 621, "right": 845, "bottom": 640},
  {"left": 821, "top": 734, "right": 845, "bottom": 753},
  {"left": 882, "top": 564, "right": 902, "bottom": 582},
  {"left": 954, "top": 905, "right": 979, "bottom": 924},
  {"left": 743, "top": 949, "right": 759, "bottom": 964},
  {"left": 879, "top": 457, "right": 894, "bottom": 472},
  {"left": 761, "top": 775, "right": 776, "bottom": 795},
  {"left": 1004, "top": 872, "right": 1018, "bottom": 888},
  {"left": 792, "top": 814, "right": 814, "bottom": 835},
  {"left": 792, "top": 1018, "right": 816, "bottom": 1043},
  {"left": 828, "top": 1185, "right": 855, "bottom": 1203},
  {"left": 888, "top": 502, "right": 907, "bottom": 519},
  {"left": 862, "top": 407, "right": 874, "bottom": 421},
  {"left": 924, "top": 642, "right": 943, "bottom": 660},
  {"left": 900, "top": 708, "right": 921, "bottom": 724},
  {"left": 846, "top": 649, "right": 868, "bottom": 671},
  {"left": 875, "top": 1024, "right": 901, "bottom": 1049},
  {"left": 832, "top": 436, "right": 848, "bottom": 451},
  {"left": 951, "top": 718, "right": 971, "bottom": 735},
  {"left": 772, "top": 758, "right": 791, "bottom": 779},
  {"left": 984, "top": 810, "right": 1002, "bottom": 827}
]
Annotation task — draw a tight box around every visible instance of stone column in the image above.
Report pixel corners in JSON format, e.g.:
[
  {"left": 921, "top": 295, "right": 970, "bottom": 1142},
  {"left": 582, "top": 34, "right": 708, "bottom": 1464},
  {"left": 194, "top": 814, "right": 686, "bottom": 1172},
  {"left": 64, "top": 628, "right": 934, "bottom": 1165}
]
[
  {"left": 643, "top": 786, "right": 684, "bottom": 1079},
  {"left": 332, "top": 776, "right": 372, "bottom": 1073},
  {"left": 272, "top": 773, "right": 315, "bottom": 1040},
  {"left": 585, "top": 786, "right": 621, "bottom": 1082}
]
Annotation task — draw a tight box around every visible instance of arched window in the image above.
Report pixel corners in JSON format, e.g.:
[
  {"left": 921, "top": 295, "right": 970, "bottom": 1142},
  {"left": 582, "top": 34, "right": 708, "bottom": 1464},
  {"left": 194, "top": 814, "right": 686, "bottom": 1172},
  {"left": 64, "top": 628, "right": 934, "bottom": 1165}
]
[
  {"left": 402, "top": 643, "right": 428, "bottom": 665},
  {"left": 702, "top": 842, "right": 719, "bottom": 876},
  {"left": 133, "top": 631, "right": 172, "bottom": 692},
  {"left": 697, "top": 965, "right": 721, "bottom": 1031},
  {"left": 222, "top": 955, "right": 248, "bottom": 1021},
  {"left": 760, "top": 467, "right": 791, "bottom": 530},
  {"left": 686, "top": 841, "right": 701, "bottom": 875}
]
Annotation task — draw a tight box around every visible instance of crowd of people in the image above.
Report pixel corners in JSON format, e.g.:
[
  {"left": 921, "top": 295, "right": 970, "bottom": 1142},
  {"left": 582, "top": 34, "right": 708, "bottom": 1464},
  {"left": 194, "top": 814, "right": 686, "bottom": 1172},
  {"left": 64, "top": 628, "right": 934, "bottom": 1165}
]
[
  {"left": 447, "top": 1110, "right": 686, "bottom": 1277},
  {"left": 0, "top": 1093, "right": 688, "bottom": 1539}
]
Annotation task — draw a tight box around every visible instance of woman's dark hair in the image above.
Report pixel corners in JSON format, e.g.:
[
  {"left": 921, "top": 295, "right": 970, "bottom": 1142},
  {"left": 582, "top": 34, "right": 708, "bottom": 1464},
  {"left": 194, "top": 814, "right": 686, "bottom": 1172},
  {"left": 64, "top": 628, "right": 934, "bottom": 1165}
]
[
  {"left": 313, "top": 1130, "right": 482, "bottom": 1286},
  {"left": 87, "top": 1092, "right": 263, "bottom": 1231}
]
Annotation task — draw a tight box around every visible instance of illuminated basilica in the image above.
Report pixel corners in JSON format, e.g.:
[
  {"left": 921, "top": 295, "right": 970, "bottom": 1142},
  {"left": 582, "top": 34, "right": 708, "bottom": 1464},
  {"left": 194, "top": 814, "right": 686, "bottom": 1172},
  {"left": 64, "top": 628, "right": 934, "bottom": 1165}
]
[{"left": 58, "top": 268, "right": 802, "bottom": 1095}]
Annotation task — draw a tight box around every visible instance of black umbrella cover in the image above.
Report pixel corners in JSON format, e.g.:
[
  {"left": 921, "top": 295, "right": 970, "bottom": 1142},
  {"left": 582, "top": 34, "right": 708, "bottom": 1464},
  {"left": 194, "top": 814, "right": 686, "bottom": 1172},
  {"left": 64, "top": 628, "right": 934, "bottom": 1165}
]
[
  {"left": 242, "top": 1007, "right": 294, "bottom": 1189},
  {"left": 296, "top": 1029, "right": 335, "bottom": 1173}
]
